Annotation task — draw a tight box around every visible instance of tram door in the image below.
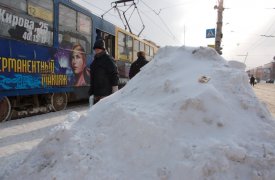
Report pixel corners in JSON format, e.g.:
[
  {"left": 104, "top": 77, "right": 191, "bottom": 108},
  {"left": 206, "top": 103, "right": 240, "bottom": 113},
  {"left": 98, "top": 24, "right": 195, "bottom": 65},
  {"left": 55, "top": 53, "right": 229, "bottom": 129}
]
[{"left": 95, "top": 29, "right": 115, "bottom": 58}]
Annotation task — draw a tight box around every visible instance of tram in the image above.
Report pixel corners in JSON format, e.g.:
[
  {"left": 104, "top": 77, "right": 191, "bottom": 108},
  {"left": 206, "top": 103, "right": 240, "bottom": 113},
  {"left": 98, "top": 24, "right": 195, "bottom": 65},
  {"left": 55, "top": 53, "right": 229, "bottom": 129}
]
[{"left": 0, "top": 0, "right": 158, "bottom": 122}]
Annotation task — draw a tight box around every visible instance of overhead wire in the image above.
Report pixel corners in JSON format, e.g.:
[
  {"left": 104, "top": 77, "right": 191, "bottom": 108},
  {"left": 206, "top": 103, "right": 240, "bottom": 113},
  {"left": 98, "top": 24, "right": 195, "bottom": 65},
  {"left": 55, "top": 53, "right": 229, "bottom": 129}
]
[
  {"left": 158, "top": 0, "right": 197, "bottom": 11},
  {"left": 78, "top": 0, "right": 136, "bottom": 32},
  {"left": 80, "top": 0, "right": 107, "bottom": 12},
  {"left": 263, "top": 17, "right": 275, "bottom": 36},
  {"left": 78, "top": 0, "right": 179, "bottom": 43},
  {"left": 140, "top": 0, "right": 181, "bottom": 43},
  {"left": 138, "top": 9, "right": 175, "bottom": 40},
  {"left": 245, "top": 14, "right": 275, "bottom": 53},
  {"left": 80, "top": 0, "right": 118, "bottom": 18},
  {"left": 225, "top": 7, "right": 275, "bottom": 62}
]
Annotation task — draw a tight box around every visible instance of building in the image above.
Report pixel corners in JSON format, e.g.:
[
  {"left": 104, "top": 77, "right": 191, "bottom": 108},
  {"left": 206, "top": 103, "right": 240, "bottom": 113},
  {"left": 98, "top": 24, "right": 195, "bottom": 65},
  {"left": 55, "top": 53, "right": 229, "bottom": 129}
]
[{"left": 246, "top": 62, "right": 275, "bottom": 82}]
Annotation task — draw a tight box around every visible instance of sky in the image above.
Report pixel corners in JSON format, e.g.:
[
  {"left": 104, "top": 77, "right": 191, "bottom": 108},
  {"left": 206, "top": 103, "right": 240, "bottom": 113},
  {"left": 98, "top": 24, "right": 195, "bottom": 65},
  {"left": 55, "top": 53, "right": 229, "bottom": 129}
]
[
  {"left": 2, "top": 46, "right": 275, "bottom": 179},
  {"left": 72, "top": 0, "right": 275, "bottom": 69}
]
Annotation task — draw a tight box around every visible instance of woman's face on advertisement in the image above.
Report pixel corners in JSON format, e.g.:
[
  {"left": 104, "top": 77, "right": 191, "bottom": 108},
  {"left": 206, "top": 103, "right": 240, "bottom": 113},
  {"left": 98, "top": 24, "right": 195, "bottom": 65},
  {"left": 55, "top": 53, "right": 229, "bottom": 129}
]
[{"left": 71, "top": 50, "right": 85, "bottom": 75}]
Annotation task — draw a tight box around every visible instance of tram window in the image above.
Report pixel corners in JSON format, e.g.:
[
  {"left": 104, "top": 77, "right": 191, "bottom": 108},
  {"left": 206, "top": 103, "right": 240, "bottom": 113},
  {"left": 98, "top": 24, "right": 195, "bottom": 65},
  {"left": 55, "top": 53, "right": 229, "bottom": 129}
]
[
  {"left": 148, "top": 46, "right": 154, "bottom": 61},
  {"left": 28, "top": 0, "right": 53, "bottom": 22},
  {"left": 133, "top": 39, "right": 139, "bottom": 61},
  {"left": 118, "top": 32, "right": 126, "bottom": 60},
  {"left": 144, "top": 45, "right": 150, "bottom": 60},
  {"left": 140, "top": 42, "right": 144, "bottom": 51},
  {"left": 150, "top": 46, "right": 154, "bottom": 56},
  {"left": 27, "top": 0, "right": 53, "bottom": 45},
  {"left": 118, "top": 32, "right": 133, "bottom": 61},
  {"left": 106, "top": 35, "right": 115, "bottom": 57},
  {"left": 118, "top": 32, "right": 125, "bottom": 47},
  {"left": 126, "top": 35, "right": 133, "bottom": 61},
  {"left": 0, "top": 0, "right": 27, "bottom": 12},
  {"left": 77, "top": 12, "right": 91, "bottom": 34},
  {"left": 0, "top": 0, "right": 26, "bottom": 39},
  {"left": 103, "top": 32, "right": 115, "bottom": 57},
  {"left": 59, "top": 4, "right": 76, "bottom": 31},
  {"left": 94, "top": 29, "right": 114, "bottom": 57},
  {"left": 134, "top": 40, "right": 139, "bottom": 52},
  {"left": 145, "top": 45, "right": 150, "bottom": 55},
  {"left": 59, "top": 5, "right": 91, "bottom": 53},
  {"left": 77, "top": 12, "right": 91, "bottom": 53},
  {"left": 0, "top": 0, "right": 53, "bottom": 46}
]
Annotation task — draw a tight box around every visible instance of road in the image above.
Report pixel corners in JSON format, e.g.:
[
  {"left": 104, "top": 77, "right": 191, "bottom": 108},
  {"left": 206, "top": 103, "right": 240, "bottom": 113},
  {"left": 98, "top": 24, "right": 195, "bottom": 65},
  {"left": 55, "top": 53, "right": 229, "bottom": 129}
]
[
  {"left": 253, "top": 83, "right": 275, "bottom": 118},
  {"left": 0, "top": 103, "right": 89, "bottom": 179}
]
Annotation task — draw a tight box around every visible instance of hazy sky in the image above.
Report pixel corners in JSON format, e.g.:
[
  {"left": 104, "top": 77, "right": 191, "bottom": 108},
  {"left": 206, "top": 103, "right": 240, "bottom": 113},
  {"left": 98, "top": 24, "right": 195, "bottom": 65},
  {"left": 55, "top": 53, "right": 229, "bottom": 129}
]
[{"left": 73, "top": 0, "right": 275, "bottom": 69}]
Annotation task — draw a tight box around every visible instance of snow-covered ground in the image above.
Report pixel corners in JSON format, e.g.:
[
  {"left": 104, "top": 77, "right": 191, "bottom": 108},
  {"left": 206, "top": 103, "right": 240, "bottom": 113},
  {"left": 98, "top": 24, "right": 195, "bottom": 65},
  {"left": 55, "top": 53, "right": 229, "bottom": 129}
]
[
  {"left": 1, "top": 46, "right": 275, "bottom": 180},
  {"left": 253, "top": 83, "right": 275, "bottom": 118},
  {"left": 0, "top": 106, "right": 88, "bottom": 179}
]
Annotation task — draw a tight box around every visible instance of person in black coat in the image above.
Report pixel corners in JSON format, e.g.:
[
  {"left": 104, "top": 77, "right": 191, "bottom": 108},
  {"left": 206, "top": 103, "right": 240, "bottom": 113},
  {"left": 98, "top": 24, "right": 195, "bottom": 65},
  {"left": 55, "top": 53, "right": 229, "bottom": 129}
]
[
  {"left": 129, "top": 51, "right": 148, "bottom": 79},
  {"left": 250, "top": 75, "right": 255, "bottom": 86},
  {"left": 89, "top": 39, "right": 119, "bottom": 104}
]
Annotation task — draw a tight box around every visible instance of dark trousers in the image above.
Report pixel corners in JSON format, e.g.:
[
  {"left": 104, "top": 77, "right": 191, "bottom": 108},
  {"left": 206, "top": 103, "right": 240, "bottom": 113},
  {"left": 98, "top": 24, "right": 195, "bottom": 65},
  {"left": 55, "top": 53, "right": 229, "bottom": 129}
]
[{"left": 94, "top": 96, "right": 106, "bottom": 104}]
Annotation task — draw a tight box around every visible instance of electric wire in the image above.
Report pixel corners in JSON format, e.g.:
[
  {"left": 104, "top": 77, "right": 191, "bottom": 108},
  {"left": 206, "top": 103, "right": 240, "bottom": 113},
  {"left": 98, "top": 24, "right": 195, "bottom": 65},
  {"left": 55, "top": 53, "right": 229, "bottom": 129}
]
[
  {"left": 138, "top": 9, "right": 176, "bottom": 40},
  {"left": 140, "top": 0, "right": 181, "bottom": 43},
  {"left": 78, "top": 0, "right": 178, "bottom": 44},
  {"left": 157, "top": 0, "right": 198, "bottom": 11},
  {"left": 245, "top": 15, "right": 275, "bottom": 53},
  {"left": 225, "top": 7, "right": 275, "bottom": 64},
  {"left": 80, "top": 0, "right": 118, "bottom": 18}
]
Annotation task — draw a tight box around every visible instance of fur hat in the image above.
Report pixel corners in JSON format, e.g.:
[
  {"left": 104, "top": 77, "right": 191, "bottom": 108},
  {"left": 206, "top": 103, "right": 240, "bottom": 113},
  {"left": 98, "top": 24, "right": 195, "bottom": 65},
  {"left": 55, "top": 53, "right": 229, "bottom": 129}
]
[{"left": 93, "top": 39, "right": 105, "bottom": 50}]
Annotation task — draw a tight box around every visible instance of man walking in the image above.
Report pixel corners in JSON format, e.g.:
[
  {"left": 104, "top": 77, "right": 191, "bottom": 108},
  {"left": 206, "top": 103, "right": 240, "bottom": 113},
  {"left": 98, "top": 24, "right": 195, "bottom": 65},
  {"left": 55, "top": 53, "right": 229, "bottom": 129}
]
[
  {"left": 250, "top": 75, "right": 255, "bottom": 86},
  {"left": 89, "top": 39, "right": 119, "bottom": 104}
]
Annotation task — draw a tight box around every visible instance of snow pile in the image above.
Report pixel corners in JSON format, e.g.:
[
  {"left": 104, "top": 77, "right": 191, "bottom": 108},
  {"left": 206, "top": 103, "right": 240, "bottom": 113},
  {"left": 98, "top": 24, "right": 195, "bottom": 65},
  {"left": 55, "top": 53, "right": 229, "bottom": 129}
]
[{"left": 7, "top": 46, "right": 275, "bottom": 180}]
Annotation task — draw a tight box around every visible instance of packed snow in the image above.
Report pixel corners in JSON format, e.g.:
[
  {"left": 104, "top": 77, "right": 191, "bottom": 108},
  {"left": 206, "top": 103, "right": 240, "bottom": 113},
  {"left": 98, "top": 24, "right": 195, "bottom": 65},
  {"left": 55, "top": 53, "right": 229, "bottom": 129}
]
[{"left": 4, "top": 46, "right": 275, "bottom": 180}]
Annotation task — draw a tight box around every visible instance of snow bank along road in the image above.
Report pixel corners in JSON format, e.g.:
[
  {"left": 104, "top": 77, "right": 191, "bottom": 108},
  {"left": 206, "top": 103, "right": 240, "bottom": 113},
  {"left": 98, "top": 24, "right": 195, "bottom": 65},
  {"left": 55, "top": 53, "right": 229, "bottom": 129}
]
[
  {"left": 0, "top": 83, "right": 274, "bottom": 178},
  {"left": 253, "top": 83, "right": 275, "bottom": 118}
]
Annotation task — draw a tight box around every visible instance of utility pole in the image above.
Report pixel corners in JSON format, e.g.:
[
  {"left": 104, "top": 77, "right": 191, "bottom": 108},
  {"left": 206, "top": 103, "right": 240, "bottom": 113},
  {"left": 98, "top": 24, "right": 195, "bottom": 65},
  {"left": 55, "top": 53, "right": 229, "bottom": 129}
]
[{"left": 214, "top": 0, "right": 224, "bottom": 55}]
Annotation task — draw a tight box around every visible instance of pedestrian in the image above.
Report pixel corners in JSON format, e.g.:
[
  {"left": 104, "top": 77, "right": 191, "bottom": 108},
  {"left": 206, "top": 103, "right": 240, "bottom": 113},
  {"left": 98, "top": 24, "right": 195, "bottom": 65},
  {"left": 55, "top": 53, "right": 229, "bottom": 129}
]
[
  {"left": 250, "top": 75, "right": 255, "bottom": 86},
  {"left": 89, "top": 39, "right": 119, "bottom": 104},
  {"left": 129, "top": 51, "right": 148, "bottom": 79}
]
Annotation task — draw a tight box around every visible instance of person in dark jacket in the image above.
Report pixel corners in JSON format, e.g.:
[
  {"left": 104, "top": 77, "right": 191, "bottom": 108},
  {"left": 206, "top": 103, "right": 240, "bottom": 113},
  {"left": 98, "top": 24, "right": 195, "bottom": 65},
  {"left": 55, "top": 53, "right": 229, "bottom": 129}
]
[
  {"left": 129, "top": 51, "right": 148, "bottom": 79},
  {"left": 250, "top": 75, "right": 255, "bottom": 86},
  {"left": 89, "top": 39, "right": 119, "bottom": 104}
]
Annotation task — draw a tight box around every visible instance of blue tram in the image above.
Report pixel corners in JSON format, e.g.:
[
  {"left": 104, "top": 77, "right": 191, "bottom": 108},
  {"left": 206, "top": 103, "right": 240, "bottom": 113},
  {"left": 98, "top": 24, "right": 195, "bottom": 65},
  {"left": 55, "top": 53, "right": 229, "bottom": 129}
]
[{"left": 0, "top": 0, "right": 158, "bottom": 122}]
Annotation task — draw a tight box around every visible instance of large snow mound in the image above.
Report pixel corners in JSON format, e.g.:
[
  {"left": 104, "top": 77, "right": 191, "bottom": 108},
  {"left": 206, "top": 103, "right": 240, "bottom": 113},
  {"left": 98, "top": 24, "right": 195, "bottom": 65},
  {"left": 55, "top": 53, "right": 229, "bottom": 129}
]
[{"left": 7, "top": 46, "right": 275, "bottom": 180}]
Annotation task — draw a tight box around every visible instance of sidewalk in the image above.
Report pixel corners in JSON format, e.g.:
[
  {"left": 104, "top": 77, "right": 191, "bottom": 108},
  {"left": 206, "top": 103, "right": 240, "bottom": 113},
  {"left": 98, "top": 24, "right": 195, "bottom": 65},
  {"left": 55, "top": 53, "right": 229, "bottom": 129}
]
[{"left": 253, "top": 83, "right": 275, "bottom": 118}]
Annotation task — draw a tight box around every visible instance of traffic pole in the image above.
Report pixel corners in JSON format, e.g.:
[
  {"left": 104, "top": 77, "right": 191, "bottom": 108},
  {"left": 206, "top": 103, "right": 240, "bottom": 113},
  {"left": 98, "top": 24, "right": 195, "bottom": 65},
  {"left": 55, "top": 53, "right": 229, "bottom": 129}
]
[{"left": 215, "top": 0, "right": 224, "bottom": 55}]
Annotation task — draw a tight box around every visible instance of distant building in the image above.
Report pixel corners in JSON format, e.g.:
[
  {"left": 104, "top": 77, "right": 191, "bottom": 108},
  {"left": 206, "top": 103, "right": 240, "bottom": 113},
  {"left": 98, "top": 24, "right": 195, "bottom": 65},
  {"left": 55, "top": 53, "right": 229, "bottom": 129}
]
[
  {"left": 263, "top": 62, "right": 275, "bottom": 80},
  {"left": 246, "top": 62, "right": 275, "bottom": 81}
]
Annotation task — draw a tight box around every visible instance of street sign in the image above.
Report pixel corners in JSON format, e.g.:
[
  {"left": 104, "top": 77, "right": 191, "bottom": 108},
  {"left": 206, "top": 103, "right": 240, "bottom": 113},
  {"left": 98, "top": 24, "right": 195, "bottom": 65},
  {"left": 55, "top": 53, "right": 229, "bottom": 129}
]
[{"left": 206, "top": 28, "right": 215, "bottom": 38}]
